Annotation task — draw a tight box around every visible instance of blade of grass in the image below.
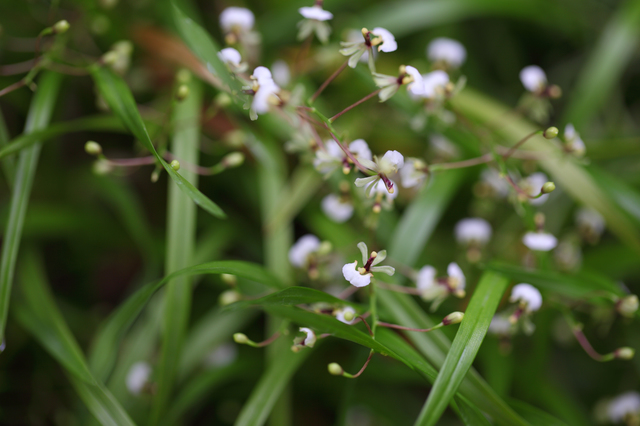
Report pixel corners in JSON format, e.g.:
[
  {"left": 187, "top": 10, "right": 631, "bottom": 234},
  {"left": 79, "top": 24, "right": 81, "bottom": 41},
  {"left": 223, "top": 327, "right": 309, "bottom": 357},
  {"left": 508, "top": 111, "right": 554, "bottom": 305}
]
[
  {"left": 90, "top": 65, "right": 225, "bottom": 218},
  {"left": 414, "top": 271, "right": 510, "bottom": 426},
  {"left": 0, "top": 109, "right": 15, "bottom": 185},
  {"left": 150, "top": 76, "right": 202, "bottom": 426},
  {"left": 509, "top": 399, "right": 569, "bottom": 426},
  {"left": 0, "top": 71, "right": 61, "bottom": 343}
]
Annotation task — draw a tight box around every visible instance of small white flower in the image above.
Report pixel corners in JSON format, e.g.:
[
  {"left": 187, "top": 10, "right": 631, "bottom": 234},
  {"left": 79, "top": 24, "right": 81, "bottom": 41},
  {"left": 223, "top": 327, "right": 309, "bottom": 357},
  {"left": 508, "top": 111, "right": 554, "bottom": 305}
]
[
  {"left": 510, "top": 283, "right": 542, "bottom": 312},
  {"left": 289, "top": 234, "right": 321, "bottom": 267},
  {"left": 299, "top": 5, "right": 333, "bottom": 21},
  {"left": 522, "top": 172, "right": 549, "bottom": 205},
  {"left": 422, "top": 70, "right": 450, "bottom": 99},
  {"left": 427, "top": 37, "right": 467, "bottom": 68},
  {"left": 430, "top": 134, "right": 459, "bottom": 159},
  {"left": 205, "top": 343, "right": 238, "bottom": 368},
  {"left": 370, "top": 27, "right": 397, "bottom": 52},
  {"left": 342, "top": 242, "right": 394, "bottom": 288},
  {"left": 379, "top": 150, "right": 405, "bottom": 174},
  {"left": 576, "top": 207, "right": 605, "bottom": 237},
  {"left": 218, "top": 47, "right": 241, "bottom": 66},
  {"left": 335, "top": 306, "right": 357, "bottom": 324},
  {"left": 480, "top": 169, "right": 509, "bottom": 198},
  {"left": 488, "top": 315, "right": 513, "bottom": 336},
  {"left": 372, "top": 72, "right": 401, "bottom": 101},
  {"left": 519, "top": 65, "right": 547, "bottom": 93},
  {"left": 349, "top": 139, "right": 373, "bottom": 161},
  {"left": 347, "top": 30, "right": 371, "bottom": 63},
  {"left": 321, "top": 194, "right": 354, "bottom": 223},
  {"left": 249, "top": 67, "right": 280, "bottom": 120},
  {"left": 564, "top": 123, "right": 586, "bottom": 156},
  {"left": 415, "top": 264, "right": 465, "bottom": 307},
  {"left": 455, "top": 218, "right": 492, "bottom": 245},
  {"left": 404, "top": 66, "right": 425, "bottom": 96},
  {"left": 416, "top": 265, "right": 438, "bottom": 293},
  {"left": 523, "top": 231, "right": 558, "bottom": 251},
  {"left": 342, "top": 261, "right": 372, "bottom": 287},
  {"left": 271, "top": 60, "right": 291, "bottom": 87},
  {"left": 220, "top": 7, "right": 255, "bottom": 33},
  {"left": 313, "top": 140, "right": 344, "bottom": 174},
  {"left": 299, "top": 327, "right": 317, "bottom": 347},
  {"left": 399, "top": 158, "right": 427, "bottom": 188},
  {"left": 354, "top": 150, "right": 405, "bottom": 197},
  {"left": 447, "top": 262, "right": 466, "bottom": 291},
  {"left": 126, "top": 361, "right": 151, "bottom": 396},
  {"left": 367, "top": 179, "right": 398, "bottom": 200},
  {"left": 607, "top": 391, "right": 640, "bottom": 423}
]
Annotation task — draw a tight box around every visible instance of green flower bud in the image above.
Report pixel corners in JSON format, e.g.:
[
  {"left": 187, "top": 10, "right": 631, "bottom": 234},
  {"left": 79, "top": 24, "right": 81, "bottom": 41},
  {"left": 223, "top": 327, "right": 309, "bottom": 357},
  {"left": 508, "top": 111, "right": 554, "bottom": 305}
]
[
  {"left": 170, "top": 160, "right": 181, "bottom": 171},
  {"left": 442, "top": 311, "right": 465, "bottom": 326},
  {"left": 84, "top": 141, "right": 102, "bottom": 156},
  {"left": 176, "top": 69, "right": 191, "bottom": 84},
  {"left": 221, "top": 273, "right": 237, "bottom": 286},
  {"left": 542, "top": 182, "right": 556, "bottom": 194},
  {"left": 102, "top": 51, "right": 118, "bottom": 66},
  {"left": 53, "top": 20, "right": 70, "bottom": 34},
  {"left": 614, "top": 347, "right": 635, "bottom": 360},
  {"left": 342, "top": 309, "right": 355, "bottom": 323},
  {"left": 233, "top": 333, "right": 249, "bottom": 344},
  {"left": 317, "top": 241, "right": 333, "bottom": 256},
  {"left": 222, "top": 152, "right": 245, "bottom": 168},
  {"left": 176, "top": 84, "right": 189, "bottom": 101},
  {"left": 219, "top": 290, "right": 241, "bottom": 306},
  {"left": 327, "top": 363, "right": 343, "bottom": 376},
  {"left": 617, "top": 295, "right": 639, "bottom": 318},
  {"left": 543, "top": 127, "right": 559, "bottom": 139},
  {"left": 215, "top": 92, "right": 232, "bottom": 107}
]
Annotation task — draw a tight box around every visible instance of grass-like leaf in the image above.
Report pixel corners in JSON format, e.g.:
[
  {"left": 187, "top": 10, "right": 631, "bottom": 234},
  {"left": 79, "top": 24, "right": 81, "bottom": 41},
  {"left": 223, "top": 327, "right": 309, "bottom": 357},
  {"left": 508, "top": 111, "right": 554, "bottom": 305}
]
[
  {"left": 226, "top": 286, "right": 362, "bottom": 312},
  {"left": 414, "top": 271, "right": 510, "bottom": 426},
  {"left": 0, "top": 71, "right": 61, "bottom": 343},
  {"left": 90, "top": 65, "right": 226, "bottom": 218},
  {"left": 0, "top": 110, "right": 15, "bottom": 184}
]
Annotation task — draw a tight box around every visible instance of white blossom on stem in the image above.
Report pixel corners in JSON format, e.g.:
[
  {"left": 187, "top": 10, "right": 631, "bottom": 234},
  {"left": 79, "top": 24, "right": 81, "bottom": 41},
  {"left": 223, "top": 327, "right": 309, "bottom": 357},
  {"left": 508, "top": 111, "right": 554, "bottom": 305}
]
[
  {"left": 607, "top": 391, "right": 640, "bottom": 424},
  {"left": 455, "top": 218, "right": 492, "bottom": 246},
  {"left": 126, "top": 362, "right": 152, "bottom": 396},
  {"left": 297, "top": 5, "right": 333, "bottom": 43},
  {"left": 289, "top": 234, "right": 321, "bottom": 268},
  {"left": 399, "top": 158, "right": 428, "bottom": 188},
  {"left": 354, "top": 150, "right": 405, "bottom": 196},
  {"left": 415, "top": 263, "right": 466, "bottom": 310},
  {"left": 427, "top": 37, "right": 467, "bottom": 68},
  {"left": 510, "top": 283, "right": 542, "bottom": 312},
  {"left": 564, "top": 123, "right": 586, "bottom": 156},
  {"left": 321, "top": 194, "right": 354, "bottom": 223},
  {"left": 248, "top": 66, "right": 280, "bottom": 120},
  {"left": 220, "top": 7, "right": 255, "bottom": 33},
  {"left": 523, "top": 231, "right": 558, "bottom": 251},
  {"left": 520, "top": 65, "right": 547, "bottom": 93},
  {"left": 521, "top": 172, "right": 549, "bottom": 205},
  {"left": 218, "top": 47, "right": 248, "bottom": 73},
  {"left": 340, "top": 27, "right": 397, "bottom": 71},
  {"left": 342, "top": 242, "right": 395, "bottom": 288}
]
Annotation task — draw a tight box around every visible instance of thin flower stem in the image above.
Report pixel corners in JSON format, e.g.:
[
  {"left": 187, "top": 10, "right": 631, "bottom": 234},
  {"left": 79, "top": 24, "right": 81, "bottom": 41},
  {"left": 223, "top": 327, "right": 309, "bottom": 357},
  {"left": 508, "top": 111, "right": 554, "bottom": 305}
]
[
  {"left": 501, "top": 130, "right": 540, "bottom": 160},
  {"left": 504, "top": 174, "right": 536, "bottom": 199},
  {"left": 0, "top": 58, "right": 38, "bottom": 76},
  {"left": 305, "top": 119, "right": 326, "bottom": 150},
  {"left": 430, "top": 153, "right": 493, "bottom": 171},
  {"left": 345, "top": 350, "right": 374, "bottom": 378},
  {"left": 329, "top": 89, "right": 381, "bottom": 122},
  {"left": 572, "top": 327, "right": 606, "bottom": 361},
  {"left": 369, "top": 282, "right": 378, "bottom": 337},
  {"left": 376, "top": 282, "right": 422, "bottom": 295},
  {"left": 310, "top": 60, "right": 348, "bottom": 103},
  {"left": 254, "top": 331, "right": 281, "bottom": 348},
  {"left": 0, "top": 79, "right": 28, "bottom": 97},
  {"left": 377, "top": 322, "right": 436, "bottom": 333},
  {"left": 325, "top": 125, "right": 372, "bottom": 175},
  {"left": 106, "top": 156, "right": 156, "bottom": 167},
  {"left": 357, "top": 316, "right": 373, "bottom": 336}
]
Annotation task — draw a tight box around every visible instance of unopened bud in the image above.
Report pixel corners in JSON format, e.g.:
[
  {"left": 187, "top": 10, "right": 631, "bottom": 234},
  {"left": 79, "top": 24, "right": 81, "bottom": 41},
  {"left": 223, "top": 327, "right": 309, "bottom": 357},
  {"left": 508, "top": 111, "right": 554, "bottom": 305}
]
[
  {"left": 442, "top": 311, "right": 465, "bottom": 325},
  {"left": 543, "top": 127, "right": 559, "bottom": 139},
  {"left": 225, "top": 130, "right": 246, "bottom": 148},
  {"left": 150, "top": 169, "right": 160, "bottom": 183},
  {"left": 176, "top": 84, "right": 189, "bottom": 101},
  {"left": 342, "top": 309, "right": 355, "bottom": 323},
  {"left": 170, "top": 160, "right": 181, "bottom": 171},
  {"left": 548, "top": 84, "right": 562, "bottom": 99},
  {"left": 53, "top": 20, "right": 70, "bottom": 34},
  {"left": 614, "top": 347, "right": 635, "bottom": 360},
  {"left": 84, "top": 141, "right": 102, "bottom": 156},
  {"left": 176, "top": 68, "right": 191, "bottom": 84},
  {"left": 219, "top": 290, "right": 241, "bottom": 306},
  {"left": 534, "top": 212, "right": 545, "bottom": 228},
  {"left": 233, "top": 333, "right": 249, "bottom": 344},
  {"left": 541, "top": 182, "right": 556, "bottom": 194},
  {"left": 102, "top": 51, "right": 118, "bottom": 66},
  {"left": 216, "top": 92, "right": 232, "bottom": 107},
  {"left": 328, "top": 362, "right": 343, "bottom": 376},
  {"left": 93, "top": 159, "right": 113, "bottom": 175},
  {"left": 222, "top": 152, "right": 245, "bottom": 168},
  {"left": 317, "top": 241, "right": 332, "bottom": 256},
  {"left": 221, "top": 273, "right": 237, "bottom": 286},
  {"left": 617, "top": 295, "right": 639, "bottom": 318}
]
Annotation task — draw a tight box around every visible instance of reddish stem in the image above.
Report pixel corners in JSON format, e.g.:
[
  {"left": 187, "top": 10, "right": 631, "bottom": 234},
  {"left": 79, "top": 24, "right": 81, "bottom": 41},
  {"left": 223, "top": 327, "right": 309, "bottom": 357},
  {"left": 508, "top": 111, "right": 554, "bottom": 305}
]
[
  {"left": 350, "top": 350, "right": 374, "bottom": 378},
  {"left": 572, "top": 328, "right": 604, "bottom": 361},
  {"left": 377, "top": 322, "right": 434, "bottom": 333},
  {"left": 310, "top": 60, "right": 348, "bottom": 103},
  {"left": 329, "top": 89, "right": 381, "bottom": 122},
  {"left": 255, "top": 331, "right": 281, "bottom": 348},
  {"left": 325, "top": 125, "right": 372, "bottom": 175}
]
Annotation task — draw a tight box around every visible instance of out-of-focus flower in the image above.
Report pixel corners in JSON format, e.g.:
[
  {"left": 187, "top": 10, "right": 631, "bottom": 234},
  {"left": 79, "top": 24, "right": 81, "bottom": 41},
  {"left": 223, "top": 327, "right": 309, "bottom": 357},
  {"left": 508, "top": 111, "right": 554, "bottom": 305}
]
[
  {"left": 523, "top": 231, "right": 558, "bottom": 251},
  {"left": 415, "top": 263, "right": 466, "bottom": 310},
  {"left": 455, "top": 218, "right": 492, "bottom": 246},
  {"left": 510, "top": 284, "right": 543, "bottom": 313},
  {"left": 520, "top": 65, "right": 547, "bottom": 93},
  {"left": 520, "top": 172, "right": 550, "bottom": 205},
  {"left": 606, "top": 391, "right": 640, "bottom": 424},
  {"left": 217, "top": 47, "right": 248, "bottom": 73},
  {"left": 297, "top": 4, "right": 333, "bottom": 43},
  {"left": 321, "top": 194, "right": 354, "bottom": 223},
  {"left": 427, "top": 37, "right": 467, "bottom": 68},
  {"left": 248, "top": 67, "right": 280, "bottom": 120},
  {"left": 220, "top": 7, "right": 255, "bottom": 33},
  {"left": 564, "top": 124, "right": 585, "bottom": 156},
  {"left": 399, "top": 158, "right": 428, "bottom": 188},
  {"left": 340, "top": 27, "right": 397, "bottom": 71},
  {"left": 342, "top": 242, "right": 395, "bottom": 287},
  {"left": 126, "top": 362, "right": 152, "bottom": 396},
  {"left": 271, "top": 60, "right": 291, "bottom": 87},
  {"left": 289, "top": 234, "right": 321, "bottom": 268},
  {"left": 335, "top": 306, "right": 357, "bottom": 324}
]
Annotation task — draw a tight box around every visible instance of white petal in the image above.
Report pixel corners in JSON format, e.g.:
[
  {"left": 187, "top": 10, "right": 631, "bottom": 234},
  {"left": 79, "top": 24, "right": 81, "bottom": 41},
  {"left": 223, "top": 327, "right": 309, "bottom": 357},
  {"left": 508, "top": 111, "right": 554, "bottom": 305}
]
[
  {"left": 488, "top": 315, "right": 513, "bottom": 335},
  {"left": 481, "top": 169, "right": 509, "bottom": 198},
  {"left": 126, "top": 362, "right": 151, "bottom": 396},
  {"left": 367, "top": 179, "right": 398, "bottom": 200},
  {"left": 608, "top": 391, "right": 640, "bottom": 423},
  {"left": 404, "top": 65, "right": 425, "bottom": 96},
  {"left": 519, "top": 65, "right": 547, "bottom": 92},
  {"left": 564, "top": 123, "right": 576, "bottom": 141},
  {"left": 220, "top": 7, "right": 255, "bottom": 32},
  {"left": 416, "top": 266, "right": 436, "bottom": 291},
  {"left": 422, "top": 70, "right": 450, "bottom": 98},
  {"left": 427, "top": 37, "right": 467, "bottom": 67},
  {"left": 271, "top": 60, "right": 291, "bottom": 87},
  {"left": 342, "top": 262, "right": 371, "bottom": 287},
  {"left": 299, "top": 327, "right": 317, "bottom": 347},
  {"left": 576, "top": 207, "right": 605, "bottom": 236},
  {"left": 218, "top": 47, "right": 242, "bottom": 66},
  {"left": 399, "top": 160, "right": 422, "bottom": 188},
  {"left": 321, "top": 194, "right": 354, "bottom": 223},
  {"left": 205, "top": 343, "right": 238, "bottom": 368},
  {"left": 510, "top": 283, "right": 543, "bottom": 312},
  {"left": 371, "top": 27, "right": 397, "bottom": 52},
  {"left": 454, "top": 218, "right": 492, "bottom": 245},
  {"left": 381, "top": 150, "right": 405, "bottom": 171},
  {"left": 289, "top": 234, "right": 321, "bottom": 267},
  {"left": 348, "top": 139, "right": 372, "bottom": 161},
  {"left": 251, "top": 66, "right": 275, "bottom": 86},
  {"left": 523, "top": 232, "right": 558, "bottom": 251},
  {"left": 447, "top": 262, "right": 466, "bottom": 290},
  {"left": 525, "top": 172, "right": 549, "bottom": 205},
  {"left": 299, "top": 6, "right": 333, "bottom": 21},
  {"left": 251, "top": 83, "right": 279, "bottom": 115},
  {"left": 336, "top": 306, "right": 357, "bottom": 324}
]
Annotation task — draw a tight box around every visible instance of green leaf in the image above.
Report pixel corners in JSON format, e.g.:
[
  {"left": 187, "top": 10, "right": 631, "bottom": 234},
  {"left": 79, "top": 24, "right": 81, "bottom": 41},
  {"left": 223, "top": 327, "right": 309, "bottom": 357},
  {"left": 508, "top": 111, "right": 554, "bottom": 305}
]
[
  {"left": 509, "top": 399, "right": 569, "bottom": 426},
  {"left": 227, "top": 286, "right": 362, "bottom": 312},
  {"left": 0, "top": 71, "right": 61, "bottom": 343},
  {"left": 90, "top": 65, "right": 226, "bottom": 218},
  {"left": 414, "top": 271, "right": 510, "bottom": 426},
  {"left": 88, "top": 261, "right": 284, "bottom": 382},
  {"left": 0, "top": 109, "right": 15, "bottom": 184}
]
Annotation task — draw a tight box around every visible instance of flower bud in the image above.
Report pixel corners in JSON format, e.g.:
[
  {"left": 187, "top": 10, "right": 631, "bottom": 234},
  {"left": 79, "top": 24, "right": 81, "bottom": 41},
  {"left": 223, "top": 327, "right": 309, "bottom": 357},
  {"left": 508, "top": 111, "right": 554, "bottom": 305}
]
[
  {"left": 84, "top": 141, "right": 102, "bottom": 156},
  {"left": 614, "top": 347, "right": 635, "bottom": 360},
  {"left": 616, "top": 295, "right": 639, "bottom": 318},
  {"left": 547, "top": 84, "right": 562, "bottom": 99},
  {"left": 102, "top": 51, "right": 118, "bottom": 66},
  {"left": 541, "top": 182, "right": 556, "bottom": 194},
  {"left": 442, "top": 311, "right": 465, "bottom": 326},
  {"left": 170, "top": 160, "right": 181, "bottom": 171},
  {"left": 176, "top": 84, "right": 189, "bottom": 101},
  {"left": 317, "top": 241, "right": 332, "bottom": 256},
  {"left": 93, "top": 159, "right": 113, "bottom": 175},
  {"left": 543, "top": 127, "right": 559, "bottom": 139},
  {"left": 219, "top": 290, "right": 241, "bottom": 306},
  {"left": 221, "top": 273, "right": 237, "bottom": 286},
  {"left": 216, "top": 92, "right": 232, "bottom": 107},
  {"left": 53, "top": 20, "right": 70, "bottom": 34},
  {"left": 176, "top": 69, "right": 191, "bottom": 84},
  {"left": 342, "top": 309, "right": 355, "bottom": 323},
  {"left": 233, "top": 333, "right": 249, "bottom": 344},
  {"left": 222, "top": 152, "right": 245, "bottom": 168},
  {"left": 328, "top": 362, "right": 343, "bottom": 376}
]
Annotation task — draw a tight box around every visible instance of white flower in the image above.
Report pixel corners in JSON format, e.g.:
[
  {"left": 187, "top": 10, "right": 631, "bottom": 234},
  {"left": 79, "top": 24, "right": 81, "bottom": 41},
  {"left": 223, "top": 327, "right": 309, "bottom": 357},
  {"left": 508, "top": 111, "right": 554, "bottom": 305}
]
[
  {"left": 367, "top": 179, "right": 398, "bottom": 200},
  {"left": 564, "top": 123, "right": 585, "bottom": 156},
  {"left": 519, "top": 65, "right": 547, "bottom": 92},
  {"left": 313, "top": 140, "right": 344, "bottom": 174},
  {"left": 354, "top": 150, "right": 405, "bottom": 197},
  {"left": 220, "top": 7, "right": 255, "bottom": 33},
  {"left": 488, "top": 315, "right": 513, "bottom": 336},
  {"left": 335, "top": 306, "right": 357, "bottom": 324},
  {"left": 252, "top": 66, "right": 275, "bottom": 86},
  {"left": 416, "top": 265, "right": 438, "bottom": 295},
  {"left": 289, "top": 234, "right": 321, "bottom": 267},
  {"left": 205, "top": 343, "right": 238, "bottom": 368},
  {"left": 422, "top": 70, "right": 450, "bottom": 99},
  {"left": 321, "top": 194, "right": 354, "bottom": 223},
  {"left": 510, "top": 283, "right": 542, "bottom": 312},
  {"left": 299, "top": 5, "right": 333, "bottom": 21},
  {"left": 404, "top": 66, "right": 425, "bottom": 96},
  {"left": 427, "top": 37, "right": 466, "bottom": 68},
  {"left": 415, "top": 264, "right": 465, "bottom": 307},
  {"left": 349, "top": 139, "right": 373, "bottom": 161},
  {"left": 607, "top": 391, "right": 640, "bottom": 423},
  {"left": 126, "top": 361, "right": 151, "bottom": 396},
  {"left": 480, "top": 169, "right": 509, "bottom": 198},
  {"left": 342, "top": 242, "right": 395, "bottom": 288},
  {"left": 371, "top": 27, "right": 397, "bottom": 52},
  {"left": 576, "top": 207, "right": 605, "bottom": 237},
  {"left": 249, "top": 67, "right": 280, "bottom": 120},
  {"left": 372, "top": 72, "right": 401, "bottom": 101},
  {"left": 447, "top": 262, "right": 466, "bottom": 291},
  {"left": 271, "top": 60, "right": 291, "bottom": 87},
  {"left": 523, "top": 231, "right": 558, "bottom": 251},
  {"left": 299, "top": 327, "right": 316, "bottom": 347},
  {"left": 522, "top": 172, "right": 549, "bottom": 205},
  {"left": 347, "top": 30, "right": 370, "bottom": 63},
  {"left": 379, "top": 150, "right": 404, "bottom": 173},
  {"left": 430, "top": 134, "right": 459, "bottom": 159},
  {"left": 218, "top": 47, "right": 241, "bottom": 66},
  {"left": 399, "top": 158, "right": 427, "bottom": 188},
  {"left": 455, "top": 218, "right": 492, "bottom": 245}
]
